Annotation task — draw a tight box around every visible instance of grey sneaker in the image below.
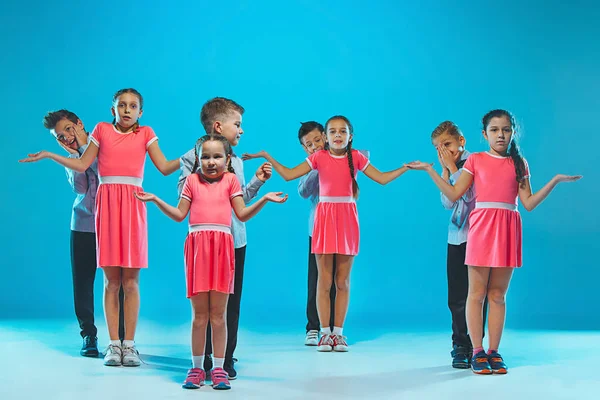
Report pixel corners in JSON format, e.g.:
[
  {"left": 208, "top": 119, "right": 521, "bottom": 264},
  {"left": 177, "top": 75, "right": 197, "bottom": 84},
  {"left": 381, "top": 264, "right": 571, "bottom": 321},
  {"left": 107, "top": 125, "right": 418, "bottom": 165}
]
[
  {"left": 122, "top": 343, "right": 141, "bottom": 367},
  {"left": 103, "top": 343, "right": 122, "bottom": 366},
  {"left": 305, "top": 330, "right": 319, "bottom": 346}
]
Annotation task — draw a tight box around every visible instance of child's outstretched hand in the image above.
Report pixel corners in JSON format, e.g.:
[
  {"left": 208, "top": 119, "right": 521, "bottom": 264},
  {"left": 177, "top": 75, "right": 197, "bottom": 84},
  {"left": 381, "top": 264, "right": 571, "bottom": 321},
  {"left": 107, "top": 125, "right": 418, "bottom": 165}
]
[
  {"left": 405, "top": 161, "right": 434, "bottom": 171},
  {"left": 19, "top": 151, "right": 50, "bottom": 163},
  {"left": 242, "top": 150, "right": 268, "bottom": 161},
  {"left": 134, "top": 191, "right": 157, "bottom": 202},
  {"left": 264, "top": 191, "right": 288, "bottom": 203},
  {"left": 256, "top": 162, "right": 272, "bottom": 182},
  {"left": 554, "top": 174, "right": 583, "bottom": 183}
]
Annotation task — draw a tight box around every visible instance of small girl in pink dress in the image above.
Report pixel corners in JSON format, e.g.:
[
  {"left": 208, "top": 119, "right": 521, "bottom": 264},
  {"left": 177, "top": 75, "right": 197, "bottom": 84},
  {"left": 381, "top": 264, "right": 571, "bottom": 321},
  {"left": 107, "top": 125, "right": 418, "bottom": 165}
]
[
  {"left": 242, "top": 115, "right": 412, "bottom": 352},
  {"left": 134, "top": 134, "right": 287, "bottom": 390},
  {"left": 407, "top": 109, "right": 581, "bottom": 375},
  {"left": 20, "top": 88, "right": 181, "bottom": 367}
]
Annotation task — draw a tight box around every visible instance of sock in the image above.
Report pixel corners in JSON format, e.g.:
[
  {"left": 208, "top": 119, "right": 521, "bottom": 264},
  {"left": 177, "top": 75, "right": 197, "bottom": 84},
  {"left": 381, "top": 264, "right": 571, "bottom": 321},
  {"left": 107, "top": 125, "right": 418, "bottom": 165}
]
[
  {"left": 487, "top": 349, "right": 498, "bottom": 355},
  {"left": 213, "top": 357, "right": 225, "bottom": 369},
  {"left": 332, "top": 326, "right": 343, "bottom": 336},
  {"left": 122, "top": 340, "right": 135, "bottom": 348},
  {"left": 192, "top": 355, "right": 205, "bottom": 369},
  {"left": 473, "top": 347, "right": 484, "bottom": 357},
  {"left": 110, "top": 339, "right": 121, "bottom": 347},
  {"left": 321, "top": 327, "right": 332, "bottom": 336}
]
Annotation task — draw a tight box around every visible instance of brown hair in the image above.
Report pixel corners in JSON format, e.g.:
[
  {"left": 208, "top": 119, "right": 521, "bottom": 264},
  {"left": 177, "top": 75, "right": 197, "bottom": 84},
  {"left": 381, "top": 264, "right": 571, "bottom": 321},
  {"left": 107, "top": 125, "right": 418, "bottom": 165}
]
[
  {"left": 43, "top": 109, "right": 79, "bottom": 130},
  {"left": 325, "top": 115, "right": 359, "bottom": 199},
  {"left": 431, "top": 121, "right": 462, "bottom": 140},
  {"left": 200, "top": 97, "right": 245, "bottom": 134}
]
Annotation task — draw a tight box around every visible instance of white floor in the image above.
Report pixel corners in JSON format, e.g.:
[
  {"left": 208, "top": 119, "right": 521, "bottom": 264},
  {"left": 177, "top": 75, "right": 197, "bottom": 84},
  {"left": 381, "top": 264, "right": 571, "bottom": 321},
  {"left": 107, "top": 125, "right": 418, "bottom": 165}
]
[{"left": 1, "top": 320, "right": 598, "bottom": 400}]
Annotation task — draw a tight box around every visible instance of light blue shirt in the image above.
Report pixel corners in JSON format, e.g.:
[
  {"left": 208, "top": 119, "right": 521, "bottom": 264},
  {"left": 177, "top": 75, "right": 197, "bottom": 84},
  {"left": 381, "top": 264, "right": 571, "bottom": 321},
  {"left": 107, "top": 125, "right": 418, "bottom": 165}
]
[
  {"left": 440, "top": 150, "right": 475, "bottom": 245},
  {"left": 178, "top": 149, "right": 264, "bottom": 248},
  {"left": 65, "top": 141, "right": 98, "bottom": 233}
]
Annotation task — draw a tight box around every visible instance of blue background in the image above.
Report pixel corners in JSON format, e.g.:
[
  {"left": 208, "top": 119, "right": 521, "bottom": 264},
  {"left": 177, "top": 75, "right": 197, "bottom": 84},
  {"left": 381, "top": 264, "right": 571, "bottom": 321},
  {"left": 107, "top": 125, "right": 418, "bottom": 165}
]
[{"left": 1, "top": 0, "right": 598, "bottom": 332}]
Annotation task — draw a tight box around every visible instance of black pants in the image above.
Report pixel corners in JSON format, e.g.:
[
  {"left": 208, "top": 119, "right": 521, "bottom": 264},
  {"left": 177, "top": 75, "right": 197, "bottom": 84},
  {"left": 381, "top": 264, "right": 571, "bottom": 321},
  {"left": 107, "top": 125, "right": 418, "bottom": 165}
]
[
  {"left": 447, "top": 242, "right": 487, "bottom": 348},
  {"left": 205, "top": 246, "right": 246, "bottom": 360},
  {"left": 70, "top": 231, "right": 124, "bottom": 340},
  {"left": 306, "top": 236, "right": 336, "bottom": 332}
]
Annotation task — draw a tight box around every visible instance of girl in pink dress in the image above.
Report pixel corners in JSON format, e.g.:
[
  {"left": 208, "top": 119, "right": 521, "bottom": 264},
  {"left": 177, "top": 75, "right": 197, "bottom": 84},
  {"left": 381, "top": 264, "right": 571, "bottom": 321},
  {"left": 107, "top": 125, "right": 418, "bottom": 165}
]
[
  {"left": 134, "top": 134, "right": 287, "bottom": 390},
  {"left": 407, "top": 109, "right": 581, "bottom": 375},
  {"left": 20, "top": 88, "right": 181, "bottom": 367},
  {"left": 242, "top": 115, "right": 412, "bottom": 352}
]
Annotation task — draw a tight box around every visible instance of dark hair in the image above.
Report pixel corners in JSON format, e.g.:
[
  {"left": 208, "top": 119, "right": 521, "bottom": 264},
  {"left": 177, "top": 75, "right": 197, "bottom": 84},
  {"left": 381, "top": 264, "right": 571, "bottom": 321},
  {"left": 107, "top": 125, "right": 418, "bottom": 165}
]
[
  {"left": 431, "top": 120, "right": 462, "bottom": 140},
  {"left": 112, "top": 88, "right": 144, "bottom": 131},
  {"left": 43, "top": 109, "right": 79, "bottom": 130},
  {"left": 325, "top": 115, "right": 359, "bottom": 199},
  {"left": 192, "top": 134, "right": 235, "bottom": 176},
  {"left": 200, "top": 97, "right": 245, "bottom": 134},
  {"left": 482, "top": 109, "right": 526, "bottom": 185},
  {"left": 298, "top": 121, "right": 324, "bottom": 144}
]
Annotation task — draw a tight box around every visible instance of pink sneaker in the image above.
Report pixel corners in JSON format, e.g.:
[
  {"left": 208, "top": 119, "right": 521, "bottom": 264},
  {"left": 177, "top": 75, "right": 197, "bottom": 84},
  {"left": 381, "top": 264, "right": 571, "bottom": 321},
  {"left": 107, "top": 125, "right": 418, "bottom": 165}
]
[
  {"left": 317, "top": 333, "right": 334, "bottom": 352},
  {"left": 182, "top": 368, "right": 205, "bottom": 389},
  {"left": 333, "top": 335, "right": 349, "bottom": 352},
  {"left": 211, "top": 367, "right": 231, "bottom": 390}
]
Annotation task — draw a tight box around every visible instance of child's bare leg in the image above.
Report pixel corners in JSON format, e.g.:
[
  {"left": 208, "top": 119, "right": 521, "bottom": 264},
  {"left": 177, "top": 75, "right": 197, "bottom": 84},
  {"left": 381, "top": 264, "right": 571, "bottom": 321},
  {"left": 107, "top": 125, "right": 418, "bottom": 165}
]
[
  {"left": 190, "top": 293, "right": 210, "bottom": 357},
  {"left": 333, "top": 254, "right": 355, "bottom": 328},
  {"left": 486, "top": 268, "right": 514, "bottom": 351},
  {"left": 121, "top": 268, "right": 141, "bottom": 341},
  {"left": 208, "top": 291, "right": 229, "bottom": 362},
  {"left": 103, "top": 267, "right": 123, "bottom": 340},
  {"left": 315, "top": 254, "right": 334, "bottom": 329},
  {"left": 466, "top": 266, "right": 490, "bottom": 350}
]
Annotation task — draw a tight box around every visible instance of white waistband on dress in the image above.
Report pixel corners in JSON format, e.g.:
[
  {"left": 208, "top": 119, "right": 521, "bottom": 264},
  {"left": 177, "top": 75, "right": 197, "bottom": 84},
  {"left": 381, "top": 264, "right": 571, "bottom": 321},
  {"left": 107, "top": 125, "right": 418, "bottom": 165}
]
[
  {"left": 319, "top": 196, "right": 355, "bottom": 203},
  {"left": 475, "top": 202, "right": 518, "bottom": 211},
  {"left": 189, "top": 224, "right": 232, "bottom": 234},
  {"left": 99, "top": 176, "right": 143, "bottom": 186}
]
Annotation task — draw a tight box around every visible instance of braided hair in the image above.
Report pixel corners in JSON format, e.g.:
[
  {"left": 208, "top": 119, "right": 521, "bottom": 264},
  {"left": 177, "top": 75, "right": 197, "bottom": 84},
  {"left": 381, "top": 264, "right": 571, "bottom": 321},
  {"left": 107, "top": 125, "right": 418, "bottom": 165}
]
[
  {"left": 482, "top": 109, "right": 526, "bottom": 186},
  {"left": 192, "top": 134, "right": 235, "bottom": 175},
  {"left": 325, "top": 115, "right": 359, "bottom": 199}
]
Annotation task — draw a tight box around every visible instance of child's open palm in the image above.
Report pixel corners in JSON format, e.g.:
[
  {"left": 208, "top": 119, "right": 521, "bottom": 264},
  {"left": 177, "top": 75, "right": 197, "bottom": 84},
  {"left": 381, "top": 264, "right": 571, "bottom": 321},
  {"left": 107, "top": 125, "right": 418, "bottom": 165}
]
[
  {"left": 133, "top": 192, "right": 156, "bottom": 202},
  {"left": 19, "top": 150, "right": 50, "bottom": 163},
  {"left": 241, "top": 150, "right": 267, "bottom": 161},
  {"left": 555, "top": 174, "right": 583, "bottom": 183},
  {"left": 265, "top": 191, "right": 288, "bottom": 203}
]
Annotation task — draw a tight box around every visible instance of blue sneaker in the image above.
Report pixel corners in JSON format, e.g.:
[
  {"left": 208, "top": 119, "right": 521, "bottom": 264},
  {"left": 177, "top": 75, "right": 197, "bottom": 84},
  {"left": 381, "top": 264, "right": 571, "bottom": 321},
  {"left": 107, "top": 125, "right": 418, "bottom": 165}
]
[
  {"left": 487, "top": 351, "right": 508, "bottom": 374},
  {"left": 450, "top": 345, "right": 470, "bottom": 369},
  {"left": 471, "top": 350, "right": 492, "bottom": 374}
]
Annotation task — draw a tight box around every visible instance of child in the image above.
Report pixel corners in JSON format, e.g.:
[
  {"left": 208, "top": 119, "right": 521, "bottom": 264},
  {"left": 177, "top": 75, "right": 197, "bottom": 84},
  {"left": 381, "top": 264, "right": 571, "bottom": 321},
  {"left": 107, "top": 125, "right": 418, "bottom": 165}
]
[
  {"left": 407, "top": 109, "right": 581, "bottom": 374},
  {"left": 43, "top": 109, "right": 125, "bottom": 356},
  {"left": 21, "top": 88, "right": 181, "bottom": 367},
  {"left": 136, "top": 134, "right": 286, "bottom": 390},
  {"left": 297, "top": 121, "right": 336, "bottom": 346},
  {"left": 177, "top": 97, "right": 272, "bottom": 378},
  {"left": 431, "top": 121, "right": 489, "bottom": 369},
  {"left": 243, "top": 115, "right": 411, "bottom": 351}
]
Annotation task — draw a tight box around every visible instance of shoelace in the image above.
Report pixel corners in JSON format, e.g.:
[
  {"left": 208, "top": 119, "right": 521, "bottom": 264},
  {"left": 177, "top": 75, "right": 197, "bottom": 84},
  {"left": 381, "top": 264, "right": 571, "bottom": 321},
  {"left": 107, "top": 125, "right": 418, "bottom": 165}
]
[
  {"left": 106, "top": 344, "right": 121, "bottom": 354},
  {"left": 333, "top": 335, "right": 347, "bottom": 346},
  {"left": 318, "top": 334, "right": 334, "bottom": 346},
  {"left": 212, "top": 369, "right": 229, "bottom": 382},
  {"left": 122, "top": 345, "right": 146, "bottom": 364}
]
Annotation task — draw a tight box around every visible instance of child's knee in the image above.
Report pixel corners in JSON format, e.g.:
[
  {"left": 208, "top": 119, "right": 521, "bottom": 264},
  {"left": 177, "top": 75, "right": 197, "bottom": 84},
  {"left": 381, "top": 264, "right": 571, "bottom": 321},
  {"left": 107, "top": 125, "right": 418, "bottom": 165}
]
[
  {"left": 192, "top": 310, "right": 209, "bottom": 327},
  {"left": 121, "top": 277, "right": 139, "bottom": 294},
  {"left": 335, "top": 277, "right": 350, "bottom": 292},
  {"left": 104, "top": 277, "right": 121, "bottom": 292},
  {"left": 468, "top": 289, "right": 487, "bottom": 304},
  {"left": 487, "top": 289, "right": 506, "bottom": 305}
]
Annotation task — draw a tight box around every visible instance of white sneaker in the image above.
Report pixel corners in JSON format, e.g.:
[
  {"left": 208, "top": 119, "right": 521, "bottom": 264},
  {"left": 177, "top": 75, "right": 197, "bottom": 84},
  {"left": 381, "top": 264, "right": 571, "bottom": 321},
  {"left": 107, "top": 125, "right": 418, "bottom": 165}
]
[
  {"left": 103, "top": 343, "right": 122, "bottom": 366},
  {"left": 317, "top": 334, "right": 334, "bottom": 352},
  {"left": 333, "top": 335, "right": 349, "bottom": 352},
  {"left": 305, "top": 330, "right": 319, "bottom": 346},
  {"left": 122, "top": 344, "right": 141, "bottom": 367}
]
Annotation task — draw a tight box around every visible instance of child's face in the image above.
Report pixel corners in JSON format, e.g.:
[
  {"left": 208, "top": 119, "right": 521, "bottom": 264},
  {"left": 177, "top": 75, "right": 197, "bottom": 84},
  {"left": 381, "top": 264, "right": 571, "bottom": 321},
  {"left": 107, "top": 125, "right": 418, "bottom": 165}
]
[
  {"left": 215, "top": 111, "right": 243, "bottom": 146},
  {"left": 200, "top": 140, "right": 230, "bottom": 179},
  {"left": 111, "top": 93, "right": 143, "bottom": 129},
  {"left": 301, "top": 129, "right": 326, "bottom": 155},
  {"left": 483, "top": 116, "right": 513, "bottom": 155},
  {"left": 326, "top": 119, "right": 353, "bottom": 151},
  {"left": 432, "top": 132, "right": 465, "bottom": 162},
  {"left": 52, "top": 118, "right": 84, "bottom": 150}
]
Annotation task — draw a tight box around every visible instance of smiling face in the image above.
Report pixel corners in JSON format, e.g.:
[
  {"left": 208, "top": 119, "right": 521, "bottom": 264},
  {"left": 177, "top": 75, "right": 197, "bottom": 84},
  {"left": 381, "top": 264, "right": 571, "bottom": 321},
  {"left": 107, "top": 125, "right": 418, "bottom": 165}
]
[
  {"left": 214, "top": 110, "right": 243, "bottom": 146},
  {"left": 326, "top": 118, "right": 353, "bottom": 152},
  {"left": 300, "top": 128, "right": 326, "bottom": 155},
  {"left": 111, "top": 92, "right": 143, "bottom": 131},
  {"left": 432, "top": 131, "right": 466, "bottom": 163},
  {"left": 51, "top": 118, "right": 84, "bottom": 150}
]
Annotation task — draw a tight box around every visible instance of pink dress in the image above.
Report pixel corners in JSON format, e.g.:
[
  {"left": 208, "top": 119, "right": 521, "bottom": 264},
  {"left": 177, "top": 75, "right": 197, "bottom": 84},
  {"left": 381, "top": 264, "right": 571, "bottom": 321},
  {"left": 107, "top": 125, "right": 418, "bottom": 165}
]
[
  {"left": 90, "top": 122, "right": 158, "bottom": 268},
  {"left": 306, "top": 150, "right": 370, "bottom": 255},
  {"left": 463, "top": 152, "right": 530, "bottom": 268},
  {"left": 181, "top": 172, "right": 242, "bottom": 297}
]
